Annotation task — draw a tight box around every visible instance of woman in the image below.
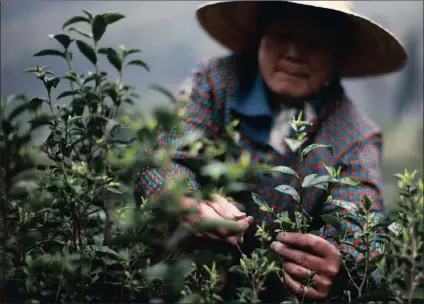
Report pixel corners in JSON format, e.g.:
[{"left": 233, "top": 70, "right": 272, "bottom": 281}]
[{"left": 135, "top": 1, "right": 407, "bottom": 301}]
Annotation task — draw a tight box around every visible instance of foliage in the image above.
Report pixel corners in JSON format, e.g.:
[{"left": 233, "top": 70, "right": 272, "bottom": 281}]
[{"left": 0, "top": 10, "right": 422, "bottom": 304}]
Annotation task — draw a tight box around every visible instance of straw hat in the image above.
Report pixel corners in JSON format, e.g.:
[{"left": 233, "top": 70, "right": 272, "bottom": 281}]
[{"left": 196, "top": 0, "right": 407, "bottom": 78}]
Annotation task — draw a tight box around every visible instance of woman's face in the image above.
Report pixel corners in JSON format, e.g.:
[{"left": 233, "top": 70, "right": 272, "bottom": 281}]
[{"left": 258, "top": 9, "right": 337, "bottom": 99}]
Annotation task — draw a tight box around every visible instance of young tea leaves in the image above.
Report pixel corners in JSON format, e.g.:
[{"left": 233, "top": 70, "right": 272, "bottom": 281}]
[{"left": 274, "top": 185, "right": 300, "bottom": 202}]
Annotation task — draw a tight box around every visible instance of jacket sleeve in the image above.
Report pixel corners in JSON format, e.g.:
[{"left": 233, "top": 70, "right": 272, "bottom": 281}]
[
  {"left": 321, "top": 133, "right": 389, "bottom": 263},
  {"left": 133, "top": 63, "right": 215, "bottom": 204}
]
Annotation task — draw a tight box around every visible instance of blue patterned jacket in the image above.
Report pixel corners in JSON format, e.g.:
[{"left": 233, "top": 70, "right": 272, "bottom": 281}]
[{"left": 134, "top": 54, "right": 388, "bottom": 266}]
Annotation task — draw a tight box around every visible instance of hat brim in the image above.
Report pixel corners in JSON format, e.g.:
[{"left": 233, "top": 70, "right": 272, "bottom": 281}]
[{"left": 196, "top": 0, "right": 407, "bottom": 78}]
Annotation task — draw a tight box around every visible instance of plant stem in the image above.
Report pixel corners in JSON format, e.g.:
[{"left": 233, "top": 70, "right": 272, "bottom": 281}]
[
  {"left": 341, "top": 258, "right": 361, "bottom": 291},
  {"left": 103, "top": 203, "right": 110, "bottom": 247},
  {"left": 358, "top": 216, "right": 370, "bottom": 298},
  {"left": 55, "top": 276, "right": 63, "bottom": 303},
  {"left": 408, "top": 226, "right": 417, "bottom": 304}
]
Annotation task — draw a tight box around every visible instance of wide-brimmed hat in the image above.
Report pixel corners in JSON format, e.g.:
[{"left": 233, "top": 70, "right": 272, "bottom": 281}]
[{"left": 196, "top": 1, "right": 407, "bottom": 78}]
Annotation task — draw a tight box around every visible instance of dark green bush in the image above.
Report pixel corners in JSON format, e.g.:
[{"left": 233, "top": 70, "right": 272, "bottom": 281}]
[{"left": 1, "top": 10, "right": 422, "bottom": 304}]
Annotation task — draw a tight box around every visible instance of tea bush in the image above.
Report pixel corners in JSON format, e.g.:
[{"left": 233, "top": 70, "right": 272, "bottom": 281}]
[{"left": 1, "top": 10, "right": 422, "bottom": 304}]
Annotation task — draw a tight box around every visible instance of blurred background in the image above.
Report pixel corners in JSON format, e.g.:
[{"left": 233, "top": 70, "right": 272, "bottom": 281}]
[{"left": 1, "top": 1, "right": 422, "bottom": 211}]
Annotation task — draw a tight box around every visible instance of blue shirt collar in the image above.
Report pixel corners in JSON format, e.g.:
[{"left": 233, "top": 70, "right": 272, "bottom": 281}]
[
  {"left": 230, "top": 72, "right": 338, "bottom": 119},
  {"left": 230, "top": 73, "right": 272, "bottom": 117}
]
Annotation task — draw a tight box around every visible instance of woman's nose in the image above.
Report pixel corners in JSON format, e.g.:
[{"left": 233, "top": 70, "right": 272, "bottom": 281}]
[{"left": 284, "top": 41, "right": 303, "bottom": 63}]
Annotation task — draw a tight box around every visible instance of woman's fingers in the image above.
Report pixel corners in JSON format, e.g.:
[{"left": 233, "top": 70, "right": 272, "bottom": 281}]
[
  {"left": 207, "top": 194, "right": 246, "bottom": 220},
  {"left": 281, "top": 271, "right": 325, "bottom": 301},
  {"left": 180, "top": 195, "right": 253, "bottom": 244},
  {"left": 283, "top": 262, "right": 332, "bottom": 292}
]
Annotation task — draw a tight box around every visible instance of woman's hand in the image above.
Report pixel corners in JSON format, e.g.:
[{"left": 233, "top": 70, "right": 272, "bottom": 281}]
[
  {"left": 271, "top": 232, "right": 341, "bottom": 301},
  {"left": 180, "top": 194, "right": 254, "bottom": 245}
]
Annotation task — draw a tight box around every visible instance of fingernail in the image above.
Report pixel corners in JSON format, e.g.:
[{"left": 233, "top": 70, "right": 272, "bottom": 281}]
[
  {"left": 234, "top": 213, "right": 247, "bottom": 220},
  {"left": 234, "top": 211, "right": 246, "bottom": 218},
  {"left": 247, "top": 216, "right": 255, "bottom": 224},
  {"left": 271, "top": 241, "right": 281, "bottom": 250}
]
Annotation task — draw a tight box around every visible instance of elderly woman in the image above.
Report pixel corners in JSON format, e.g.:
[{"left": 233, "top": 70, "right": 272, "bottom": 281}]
[{"left": 135, "top": 0, "right": 407, "bottom": 302}]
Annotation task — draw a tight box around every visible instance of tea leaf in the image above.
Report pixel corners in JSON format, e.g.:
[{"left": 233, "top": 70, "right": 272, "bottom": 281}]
[
  {"left": 149, "top": 84, "right": 175, "bottom": 102},
  {"left": 102, "top": 12, "right": 125, "bottom": 25},
  {"left": 327, "top": 200, "right": 359, "bottom": 214},
  {"left": 92, "top": 15, "right": 107, "bottom": 42},
  {"left": 302, "top": 143, "right": 333, "bottom": 157},
  {"left": 106, "top": 48, "right": 122, "bottom": 72},
  {"left": 48, "top": 34, "right": 73, "bottom": 49},
  {"left": 284, "top": 137, "right": 306, "bottom": 152},
  {"left": 7, "top": 103, "right": 30, "bottom": 121},
  {"left": 269, "top": 166, "right": 299, "bottom": 179},
  {"left": 338, "top": 177, "right": 363, "bottom": 189},
  {"left": 302, "top": 174, "right": 335, "bottom": 188},
  {"left": 34, "top": 49, "right": 65, "bottom": 58},
  {"left": 321, "top": 214, "right": 341, "bottom": 228},
  {"left": 76, "top": 40, "right": 97, "bottom": 65},
  {"left": 363, "top": 195, "right": 374, "bottom": 211},
  {"left": 274, "top": 185, "right": 300, "bottom": 202},
  {"left": 82, "top": 9, "right": 93, "bottom": 21},
  {"left": 28, "top": 97, "right": 46, "bottom": 112},
  {"left": 68, "top": 27, "right": 93, "bottom": 39},
  {"left": 252, "top": 193, "right": 273, "bottom": 213},
  {"left": 62, "top": 16, "right": 90, "bottom": 29},
  {"left": 57, "top": 90, "right": 80, "bottom": 100},
  {"left": 29, "top": 115, "right": 53, "bottom": 128},
  {"left": 126, "top": 59, "right": 150, "bottom": 71},
  {"left": 124, "top": 48, "right": 142, "bottom": 57}
]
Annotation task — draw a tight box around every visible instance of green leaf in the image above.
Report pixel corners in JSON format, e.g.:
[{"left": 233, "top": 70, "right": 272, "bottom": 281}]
[
  {"left": 269, "top": 166, "right": 299, "bottom": 179},
  {"left": 92, "top": 15, "right": 107, "bottom": 42},
  {"left": 57, "top": 90, "right": 79, "bottom": 100},
  {"left": 284, "top": 137, "right": 306, "bottom": 152},
  {"left": 321, "top": 214, "right": 341, "bottom": 228},
  {"left": 82, "top": 9, "right": 93, "bottom": 21},
  {"left": 274, "top": 185, "right": 300, "bottom": 202},
  {"left": 76, "top": 40, "right": 97, "bottom": 65},
  {"left": 302, "top": 174, "right": 335, "bottom": 188},
  {"left": 68, "top": 27, "right": 93, "bottom": 39},
  {"left": 323, "top": 163, "right": 336, "bottom": 177},
  {"left": 7, "top": 103, "right": 30, "bottom": 121},
  {"left": 102, "top": 12, "right": 125, "bottom": 25},
  {"left": 338, "top": 177, "right": 363, "bottom": 189},
  {"left": 252, "top": 193, "right": 274, "bottom": 213},
  {"left": 126, "top": 59, "right": 150, "bottom": 71},
  {"left": 302, "top": 143, "right": 333, "bottom": 157},
  {"left": 45, "top": 77, "right": 61, "bottom": 92},
  {"left": 62, "top": 16, "right": 90, "bottom": 29},
  {"left": 85, "top": 245, "right": 121, "bottom": 259},
  {"left": 124, "top": 48, "right": 142, "bottom": 57},
  {"left": 34, "top": 49, "right": 65, "bottom": 58},
  {"left": 362, "top": 195, "right": 373, "bottom": 211},
  {"left": 372, "top": 233, "right": 392, "bottom": 244},
  {"left": 97, "top": 48, "right": 109, "bottom": 54},
  {"left": 106, "top": 48, "right": 122, "bottom": 72},
  {"left": 149, "top": 84, "right": 175, "bottom": 102},
  {"left": 29, "top": 115, "right": 53, "bottom": 128},
  {"left": 48, "top": 34, "right": 73, "bottom": 49},
  {"left": 327, "top": 200, "right": 359, "bottom": 214},
  {"left": 28, "top": 97, "right": 45, "bottom": 112}
]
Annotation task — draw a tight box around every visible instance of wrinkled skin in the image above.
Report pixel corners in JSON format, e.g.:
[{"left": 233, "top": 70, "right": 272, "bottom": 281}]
[{"left": 258, "top": 9, "right": 337, "bottom": 101}]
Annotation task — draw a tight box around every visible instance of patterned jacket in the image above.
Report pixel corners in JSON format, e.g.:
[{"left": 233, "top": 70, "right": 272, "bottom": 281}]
[{"left": 134, "top": 54, "right": 388, "bottom": 268}]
